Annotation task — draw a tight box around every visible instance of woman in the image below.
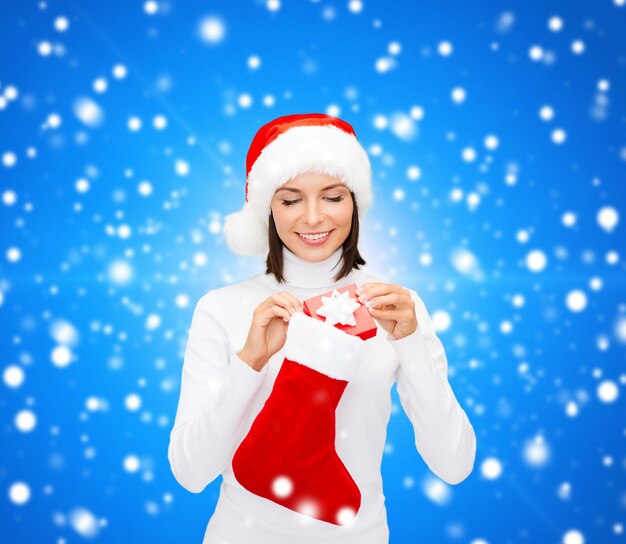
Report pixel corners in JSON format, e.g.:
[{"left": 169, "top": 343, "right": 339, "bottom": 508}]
[{"left": 168, "top": 114, "right": 476, "bottom": 543}]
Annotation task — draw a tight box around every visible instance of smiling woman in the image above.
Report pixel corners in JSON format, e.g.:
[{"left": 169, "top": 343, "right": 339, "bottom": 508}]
[
  {"left": 266, "top": 173, "right": 365, "bottom": 284},
  {"left": 269, "top": 172, "right": 355, "bottom": 258},
  {"left": 168, "top": 113, "right": 476, "bottom": 544}
]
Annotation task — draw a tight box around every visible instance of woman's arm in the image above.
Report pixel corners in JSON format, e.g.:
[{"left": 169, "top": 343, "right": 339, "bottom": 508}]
[
  {"left": 389, "top": 288, "right": 476, "bottom": 485},
  {"left": 168, "top": 291, "right": 269, "bottom": 493}
]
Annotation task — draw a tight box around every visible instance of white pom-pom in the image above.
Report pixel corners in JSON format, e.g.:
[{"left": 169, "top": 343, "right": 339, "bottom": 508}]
[{"left": 223, "top": 203, "right": 269, "bottom": 256}]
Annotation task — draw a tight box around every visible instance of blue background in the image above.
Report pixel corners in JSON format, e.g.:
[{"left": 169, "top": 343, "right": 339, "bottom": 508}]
[{"left": 1, "top": 0, "right": 625, "bottom": 543}]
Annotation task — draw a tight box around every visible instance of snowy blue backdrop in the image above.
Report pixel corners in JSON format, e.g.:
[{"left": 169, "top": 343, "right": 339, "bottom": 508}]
[{"left": 1, "top": 0, "right": 625, "bottom": 543}]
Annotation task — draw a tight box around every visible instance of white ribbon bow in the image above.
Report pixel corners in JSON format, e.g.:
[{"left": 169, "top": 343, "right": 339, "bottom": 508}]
[{"left": 315, "top": 289, "right": 361, "bottom": 326}]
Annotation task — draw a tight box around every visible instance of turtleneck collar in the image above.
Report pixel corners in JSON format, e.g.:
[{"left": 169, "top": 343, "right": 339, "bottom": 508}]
[{"left": 280, "top": 244, "right": 348, "bottom": 290}]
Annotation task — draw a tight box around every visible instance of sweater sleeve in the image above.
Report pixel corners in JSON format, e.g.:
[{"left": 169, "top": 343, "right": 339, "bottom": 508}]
[
  {"left": 168, "top": 292, "right": 270, "bottom": 493},
  {"left": 389, "top": 288, "right": 476, "bottom": 485}
]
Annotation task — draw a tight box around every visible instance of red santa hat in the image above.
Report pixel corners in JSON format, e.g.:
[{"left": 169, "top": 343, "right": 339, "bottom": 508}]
[{"left": 223, "top": 113, "right": 372, "bottom": 257}]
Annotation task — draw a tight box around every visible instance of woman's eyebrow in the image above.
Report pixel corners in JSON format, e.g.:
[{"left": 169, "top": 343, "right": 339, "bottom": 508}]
[{"left": 275, "top": 183, "right": 346, "bottom": 194}]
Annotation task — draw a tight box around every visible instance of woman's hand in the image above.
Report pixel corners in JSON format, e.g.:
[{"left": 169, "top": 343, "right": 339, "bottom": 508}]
[
  {"left": 356, "top": 282, "right": 418, "bottom": 340},
  {"left": 237, "top": 291, "right": 303, "bottom": 371}
]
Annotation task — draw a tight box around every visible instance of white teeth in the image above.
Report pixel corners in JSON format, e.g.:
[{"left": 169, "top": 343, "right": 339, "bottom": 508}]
[{"left": 298, "top": 231, "right": 330, "bottom": 240}]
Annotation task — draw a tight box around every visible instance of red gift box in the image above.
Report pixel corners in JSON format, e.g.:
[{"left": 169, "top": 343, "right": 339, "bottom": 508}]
[{"left": 302, "top": 283, "right": 377, "bottom": 341}]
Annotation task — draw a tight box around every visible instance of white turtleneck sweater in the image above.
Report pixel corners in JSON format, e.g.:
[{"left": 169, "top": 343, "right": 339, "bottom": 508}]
[{"left": 168, "top": 245, "right": 476, "bottom": 544}]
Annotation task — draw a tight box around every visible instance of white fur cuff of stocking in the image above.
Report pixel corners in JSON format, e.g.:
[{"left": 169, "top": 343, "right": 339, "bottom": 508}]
[{"left": 284, "top": 311, "right": 368, "bottom": 382}]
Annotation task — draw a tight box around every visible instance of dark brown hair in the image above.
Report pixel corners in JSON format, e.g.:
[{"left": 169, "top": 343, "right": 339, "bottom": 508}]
[{"left": 265, "top": 190, "right": 366, "bottom": 284}]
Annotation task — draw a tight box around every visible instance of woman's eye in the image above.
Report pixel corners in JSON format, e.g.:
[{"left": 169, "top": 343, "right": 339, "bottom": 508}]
[{"left": 280, "top": 195, "right": 344, "bottom": 206}]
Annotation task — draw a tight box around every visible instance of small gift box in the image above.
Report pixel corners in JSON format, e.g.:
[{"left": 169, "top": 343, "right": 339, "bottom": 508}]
[{"left": 302, "top": 283, "right": 377, "bottom": 341}]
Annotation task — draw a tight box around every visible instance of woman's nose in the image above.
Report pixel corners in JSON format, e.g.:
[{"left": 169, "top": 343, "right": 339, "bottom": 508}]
[{"left": 303, "top": 202, "right": 323, "bottom": 224}]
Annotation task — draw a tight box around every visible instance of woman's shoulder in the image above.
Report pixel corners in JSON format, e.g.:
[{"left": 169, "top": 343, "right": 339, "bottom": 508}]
[
  {"left": 352, "top": 267, "right": 387, "bottom": 286},
  {"left": 196, "top": 273, "right": 269, "bottom": 311}
]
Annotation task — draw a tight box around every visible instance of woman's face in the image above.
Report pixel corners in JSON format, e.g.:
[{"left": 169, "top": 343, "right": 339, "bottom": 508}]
[{"left": 270, "top": 173, "right": 354, "bottom": 262}]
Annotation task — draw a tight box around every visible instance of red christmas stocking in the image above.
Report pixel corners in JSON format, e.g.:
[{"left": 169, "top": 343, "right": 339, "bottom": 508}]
[{"left": 232, "top": 310, "right": 368, "bottom": 526}]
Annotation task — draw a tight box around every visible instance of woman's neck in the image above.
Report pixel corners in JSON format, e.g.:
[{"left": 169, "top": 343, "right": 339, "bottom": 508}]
[{"left": 278, "top": 244, "right": 347, "bottom": 290}]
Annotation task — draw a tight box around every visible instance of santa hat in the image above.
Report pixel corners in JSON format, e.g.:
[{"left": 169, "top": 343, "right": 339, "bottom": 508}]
[{"left": 223, "top": 113, "right": 372, "bottom": 257}]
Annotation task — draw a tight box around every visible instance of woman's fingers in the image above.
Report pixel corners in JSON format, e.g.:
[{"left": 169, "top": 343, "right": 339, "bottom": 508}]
[
  {"left": 253, "top": 291, "right": 304, "bottom": 327},
  {"left": 269, "top": 304, "right": 292, "bottom": 322},
  {"left": 267, "top": 291, "right": 303, "bottom": 315},
  {"left": 256, "top": 293, "right": 300, "bottom": 323},
  {"left": 363, "top": 292, "right": 412, "bottom": 311}
]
